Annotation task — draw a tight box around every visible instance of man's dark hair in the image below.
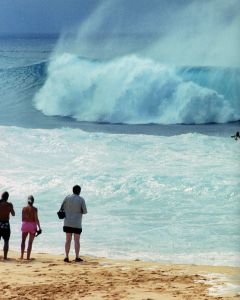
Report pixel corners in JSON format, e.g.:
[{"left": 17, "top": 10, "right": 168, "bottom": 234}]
[
  {"left": 73, "top": 185, "right": 81, "bottom": 195},
  {"left": 1, "top": 191, "right": 9, "bottom": 201}
]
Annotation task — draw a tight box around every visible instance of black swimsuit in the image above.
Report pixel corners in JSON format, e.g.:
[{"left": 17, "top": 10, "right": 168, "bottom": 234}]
[{"left": 0, "top": 221, "right": 10, "bottom": 241}]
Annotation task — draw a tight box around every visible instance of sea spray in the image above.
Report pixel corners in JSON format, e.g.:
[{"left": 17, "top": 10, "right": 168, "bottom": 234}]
[{"left": 55, "top": 0, "right": 240, "bottom": 67}]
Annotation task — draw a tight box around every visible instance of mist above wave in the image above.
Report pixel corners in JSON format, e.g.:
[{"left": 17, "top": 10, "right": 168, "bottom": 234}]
[
  {"left": 34, "top": 54, "right": 239, "bottom": 124},
  {"left": 55, "top": 0, "right": 240, "bottom": 68}
]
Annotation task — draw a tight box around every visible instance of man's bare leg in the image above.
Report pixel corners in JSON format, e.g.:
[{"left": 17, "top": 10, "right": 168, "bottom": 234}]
[
  {"left": 65, "top": 233, "right": 72, "bottom": 260},
  {"left": 3, "top": 240, "right": 9, "bottom": 260},
  {"left": 74, "top": 233, "right": 80, "bottom": 259}
]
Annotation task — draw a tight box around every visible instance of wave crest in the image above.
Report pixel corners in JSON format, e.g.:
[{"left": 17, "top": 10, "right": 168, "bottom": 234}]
[{"left": 34, "top": 54, "right": 239, "bottom": 124}]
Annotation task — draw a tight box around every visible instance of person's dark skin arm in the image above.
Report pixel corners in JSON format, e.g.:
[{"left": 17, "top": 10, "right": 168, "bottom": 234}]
[{"left": 10, "top": 203, "right": 15, "bottom": 216}]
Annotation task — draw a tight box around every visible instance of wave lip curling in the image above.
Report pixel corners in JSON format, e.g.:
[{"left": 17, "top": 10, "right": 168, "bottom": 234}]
[{"left": 34, "top": 54, "right": 238, "bottom": 125}]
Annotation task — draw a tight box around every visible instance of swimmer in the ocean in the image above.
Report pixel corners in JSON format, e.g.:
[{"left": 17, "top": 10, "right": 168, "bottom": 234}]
[{"left": 231, "top": 131, "right": 240, "bottom": 140}]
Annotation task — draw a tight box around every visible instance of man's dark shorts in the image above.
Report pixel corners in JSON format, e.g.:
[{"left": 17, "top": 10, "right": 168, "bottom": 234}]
[
  {"left": 0, "top": 222, "right": 11, "bottom": 241},
  {"left": 63, "top": 226, "right": 82, "bottom": 234}
]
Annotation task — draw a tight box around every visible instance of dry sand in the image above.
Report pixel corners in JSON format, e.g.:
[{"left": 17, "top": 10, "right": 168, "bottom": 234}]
[{"left": 0, "top": 251, "right": 239, "bottom": 300}]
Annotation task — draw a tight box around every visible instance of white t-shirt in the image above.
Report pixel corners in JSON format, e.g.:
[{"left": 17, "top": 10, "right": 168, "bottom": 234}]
[{"left": 62, "top": 194, "right": 87, "bottom": 229}]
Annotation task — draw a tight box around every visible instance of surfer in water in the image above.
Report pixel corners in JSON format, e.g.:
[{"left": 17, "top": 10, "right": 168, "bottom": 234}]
[{"left": 231, "top": 131, "right": 240, "bottom": 140}]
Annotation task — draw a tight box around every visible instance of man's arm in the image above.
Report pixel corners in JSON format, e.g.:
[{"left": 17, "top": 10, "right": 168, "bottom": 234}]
[
  {"left": 10, "top": 203, "right": 15, "bottom": 216},
  {"left": 81, "top": 199, "right": 87, "bottom": 214},
  {"left": 62, "top": 197, "right": 67, "bottom": 210}
]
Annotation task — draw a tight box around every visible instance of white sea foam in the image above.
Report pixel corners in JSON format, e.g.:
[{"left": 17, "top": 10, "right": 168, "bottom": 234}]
[
  {"left": 34, "top": 54, "right": 239, "bottom": 125},
  {"left": 0, "top": 125, "right": 239, "bottom": 265},
  {"left": 197, "top": 273, "right": 240, "bottom": 297}
]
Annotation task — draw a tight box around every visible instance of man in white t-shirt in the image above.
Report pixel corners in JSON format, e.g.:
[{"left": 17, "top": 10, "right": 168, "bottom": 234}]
[{"left": 62, "top": 185, "right": 87, "bottom": 262}]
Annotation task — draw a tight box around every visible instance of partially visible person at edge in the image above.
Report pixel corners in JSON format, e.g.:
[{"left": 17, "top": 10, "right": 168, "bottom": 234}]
[
  {"left": 231, "top": 131, "right": 240, "bottom": 141},
  {"left": 61, "top": 185, "right": 87, "bottom": 263},
  {"left": 0, "top": 191, "right": 15, "bottom": 260},
  {"left": 21, "top": 195, "right": 41, "bottom": 260}
]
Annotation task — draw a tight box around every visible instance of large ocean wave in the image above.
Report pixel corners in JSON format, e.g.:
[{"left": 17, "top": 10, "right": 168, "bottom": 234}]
[
  {"left": 34, "top": 54, "right": 240, "bottom": 124},
  {"left": 0, "top": 60, "right": 47, "bottom": 107},
  {"left": 0, "top": 53, "right": 239, "bottom": 125}
]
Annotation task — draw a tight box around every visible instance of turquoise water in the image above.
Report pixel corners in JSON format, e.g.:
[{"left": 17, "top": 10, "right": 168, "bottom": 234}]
[
  {"left": 1, "top": 126, "right": 239, "bottom": 266},
  {"left": 0, "top": 37, "right": 239, "bottom": 266}
]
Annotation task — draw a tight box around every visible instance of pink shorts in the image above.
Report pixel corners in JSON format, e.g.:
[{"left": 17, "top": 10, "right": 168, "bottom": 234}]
[{"left": 21, "top": 221, "right": 37, "bottom": 235}]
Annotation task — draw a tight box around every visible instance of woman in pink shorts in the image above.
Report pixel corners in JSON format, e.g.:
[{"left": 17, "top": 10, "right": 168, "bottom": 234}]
[{"left": 21, "top": 195, "right": 41, "bottom": 260}]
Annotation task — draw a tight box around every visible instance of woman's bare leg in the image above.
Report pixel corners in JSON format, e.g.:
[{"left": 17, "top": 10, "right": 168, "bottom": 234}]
[
  {"left": 21, "top": 232, "right": 28, "bottom": 259},
  {"left": 27, "top": 233, "right": 35, "bottom": 260}
]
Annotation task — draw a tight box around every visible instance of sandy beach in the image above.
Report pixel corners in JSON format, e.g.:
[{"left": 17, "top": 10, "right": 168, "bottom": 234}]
[{"left": 0, "top": 252, "right": 239, "bottom": 300}]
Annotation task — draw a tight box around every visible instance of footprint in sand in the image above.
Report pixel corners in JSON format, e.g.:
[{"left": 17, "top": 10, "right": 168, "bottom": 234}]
[{"left": 48, "top": 263, "right": 58, "bottom": 267}]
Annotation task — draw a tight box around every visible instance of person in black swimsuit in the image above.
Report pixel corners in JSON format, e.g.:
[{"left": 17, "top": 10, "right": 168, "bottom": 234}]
[{"left": 0, "top": 191, "right": 15, "bottom": 260}]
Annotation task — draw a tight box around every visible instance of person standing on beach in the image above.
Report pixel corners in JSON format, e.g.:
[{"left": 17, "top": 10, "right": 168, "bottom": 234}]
[
  {"left": 62, "top": 185, "right": 87, "bottom": 262},
  {"left": 0, "top": 191, "right": 15, "bottom": 260},
  {"left": 21, "top": 195, "right": 41, "bottom": 260}
]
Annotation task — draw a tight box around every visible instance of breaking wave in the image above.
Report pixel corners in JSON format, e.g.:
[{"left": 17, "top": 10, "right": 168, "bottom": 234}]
[{"left": 34, "top": 54, "right": 240, "bottom": 124}]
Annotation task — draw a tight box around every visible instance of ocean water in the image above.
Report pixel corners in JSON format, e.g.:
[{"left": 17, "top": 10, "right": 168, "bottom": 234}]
[{"left": 0, "top": 36, "right": 239, "bottom": 266}]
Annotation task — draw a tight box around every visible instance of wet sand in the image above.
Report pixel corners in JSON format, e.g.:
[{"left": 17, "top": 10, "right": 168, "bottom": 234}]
[{"left": 0, "top": 251, "right": 239, "bottom": 299}]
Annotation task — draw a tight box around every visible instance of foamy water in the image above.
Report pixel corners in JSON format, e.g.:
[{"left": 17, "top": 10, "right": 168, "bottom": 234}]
[
  {"left": 34, "top": 54, "right": 240, "bottom": 124},
  {"left": 0, "top": 26, "right": 239, "bottom": 267},
  {"left": 1, "top": 125, "right": 239, "bottom": 266}
]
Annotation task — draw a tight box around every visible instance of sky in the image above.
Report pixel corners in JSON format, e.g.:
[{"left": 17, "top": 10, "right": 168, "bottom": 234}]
[
  {"left": 0, "top": 0, "right": 196, "bottom": 35},
  {"left": 0, "top": 0, "right": 238, "bottom": 36},
  {"left": 0, "top": 0, "right": 239, "bottom": 66},
  {"left": 0, "top": 0, "right": 100, "bottom": 35}
]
